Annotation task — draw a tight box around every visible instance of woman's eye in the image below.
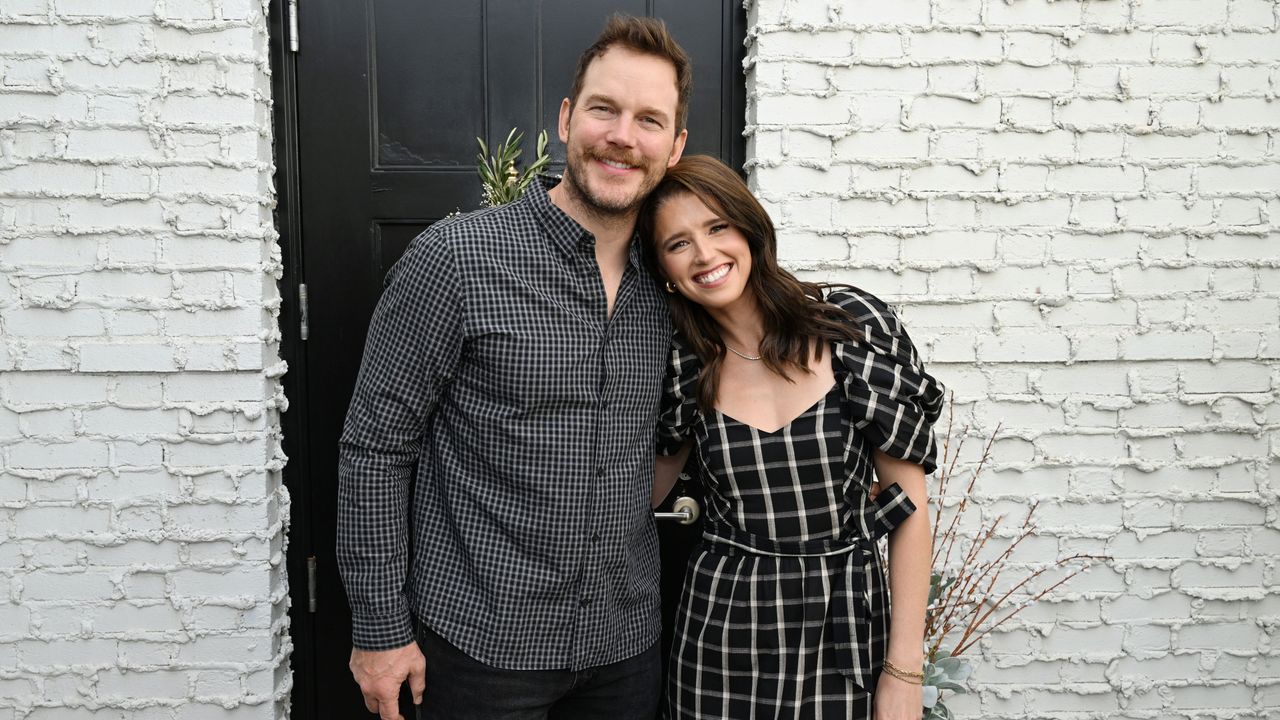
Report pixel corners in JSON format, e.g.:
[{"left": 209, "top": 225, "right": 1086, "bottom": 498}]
[{"left": 709, "top": 223, "right": 729, "bottom": 234}]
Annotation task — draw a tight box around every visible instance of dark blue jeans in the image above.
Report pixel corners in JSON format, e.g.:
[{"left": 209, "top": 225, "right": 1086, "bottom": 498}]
[{"left": 415, "top": 625, "right": 661, "bottom": 720}]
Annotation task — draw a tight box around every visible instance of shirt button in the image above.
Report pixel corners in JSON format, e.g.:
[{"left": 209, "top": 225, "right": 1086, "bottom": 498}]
[
  {"left": 591, "top": 533, "right": 601, "bottom": 543},
  {"left": 579, "top": 598, "right": 592, "bottom": 608},
  {"left": 595, "top": 467, "right": 604, "bottom": 478}
]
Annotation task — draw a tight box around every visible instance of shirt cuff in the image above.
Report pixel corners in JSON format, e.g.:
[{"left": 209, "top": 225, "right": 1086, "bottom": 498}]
[{"left": 350, "top": 610, "right": 417, "bottom": 651}]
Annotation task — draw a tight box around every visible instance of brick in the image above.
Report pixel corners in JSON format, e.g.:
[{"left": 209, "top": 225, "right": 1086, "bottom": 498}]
[
  {"left": 1122, "top": 330, "right": 1215, "bottom": 360},
  {"left": 65, "top": 199, "right": 167, "bottom": 229},
  {"left": 1217, "top": 198, "right": 1266, "bottom": 226},
  {"left": 1051, "top": 164, "right": 1145, "bottom": 193},
  {"left": 1058, "top": 98, "right": 1151, "bottom": 129},
  {"left": 837, "top": 0, "right": 930, "bottom": 25},
  {"left": 905, "top": 164, "right": 998, "bottom": 192},
  {"left": 1198, "top": 163, "right": 1280, "bottom": 192},
  {"left": 1193, "top": 234, "right": 1279, "bottom": 261},
  {"left": 1122, "top": 197, "right": 1215, "bottom": 228},
  {"left": 150, "top": 94, "right": 257, "bottom": 127},
  {"left": 90, "top": 602, "right": 184, "bottom": 633},
  {"left": 977, "top": 331, "right": 1072, "bottom": 362},
  {"left": 908, "top": 30, "right": 1002, "bottom": 64},
  {"left": 10, "top": 438, "right": 109, "bottom": 468},
  {"left": 171, "top": 567, "right": 268, "bottom": 598},
  {"left": 829, "top": 66, "right": 926, "bottom": 94},
  {"left": 974, "top": 265, "right": 1068, "bottom": 296},
  {"left": 20, "top": 569, "right": 115, "bottom": 599},
  {"left": 78, "top": 343, "right": 178, "bottom": 373},
  {"left": 166, "top": 436, "right": 269, "bottom": 467},
  {"left": 1202, "top": 30, "right": 1280, "bottom": 61},
  {"left": 162, "top": 0, "right": 213, "bottom": 21},
  {"left": 848, "top": 95, "right": 902, "bottom": 128},
  {"left": 833, "top": 129, "right": 929, "bottom": 159},
  {"left": 987, "top": 0, "right": 1083, "bottom": 26},
  {"left": 984, "top": 64, "right": 1074, "bottom": 94},
  {"left": 834, "top": 197, "right": 928, "bottom": 227},
  {"left": 756, "top": 30, "right": 855, "bottom": 60},
  {"left": 905, "top": 97, "right": 1001, "bottom": 128},
  {"left": 1116, "top": 266, "right": 1211, "bottom": 294},
  {"left": 1135, "top": 0, "right": 1229, "bottom": 26},
  {"left": 65, "top": 129, "right": 165, "bottom": 161},
  {"left": 1127, "top": 133, "right": 1221, "bottom": 161},
  {"left": 1128, "top": 65, "right": 1224, "bottom": 96}
]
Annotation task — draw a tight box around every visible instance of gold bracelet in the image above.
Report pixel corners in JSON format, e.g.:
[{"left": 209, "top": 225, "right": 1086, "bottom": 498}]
[{"left": 881, "top": 659, "right": 924, "bottom": 685}]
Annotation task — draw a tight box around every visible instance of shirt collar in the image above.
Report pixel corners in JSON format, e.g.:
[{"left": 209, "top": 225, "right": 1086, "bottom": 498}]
[
  {"left": 526, "top": 175, "right": 647, "bottom": 272},
  {"left": 527, "top": 174, "right": 593, "bottom": 257}
]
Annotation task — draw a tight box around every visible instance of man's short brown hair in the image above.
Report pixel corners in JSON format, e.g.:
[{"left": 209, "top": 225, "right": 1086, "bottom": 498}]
[{"left": 568, "top": 14, "right": 693, "bottom": 133}]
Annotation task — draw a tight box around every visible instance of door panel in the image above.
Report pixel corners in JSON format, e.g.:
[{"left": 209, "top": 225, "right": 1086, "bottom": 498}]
[{"left": 288, "top": 2, "right": 745, "bottom": 716}]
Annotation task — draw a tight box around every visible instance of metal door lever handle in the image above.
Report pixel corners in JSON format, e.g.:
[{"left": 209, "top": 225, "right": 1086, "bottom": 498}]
[{"left": 653, "top": 496, "right": 700, "bottom": 525}]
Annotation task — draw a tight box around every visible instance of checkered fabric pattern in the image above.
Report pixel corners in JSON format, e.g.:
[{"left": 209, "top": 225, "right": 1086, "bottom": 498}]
[
  {"left": 656, "top": 289, "right": 943, "bottom": 718},
  {"left": 337, "top": 176, "right": 671, "bottom": 671}
]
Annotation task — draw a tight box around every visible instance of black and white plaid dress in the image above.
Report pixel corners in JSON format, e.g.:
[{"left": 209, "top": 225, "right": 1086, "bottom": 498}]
[{"left": 657, "top": 289, "right": 944, "bottom": 719}]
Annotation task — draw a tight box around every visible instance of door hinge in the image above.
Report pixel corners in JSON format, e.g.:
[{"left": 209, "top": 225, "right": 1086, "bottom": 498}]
[
  {"left": 298, "top": 282, "right": 309, "bottom": 341},
  {"left": 307, "top": 555, "right": 318, "bottom": 612},
  {"left": 288, "top": 0, "right": 300, "bottom": 53}
]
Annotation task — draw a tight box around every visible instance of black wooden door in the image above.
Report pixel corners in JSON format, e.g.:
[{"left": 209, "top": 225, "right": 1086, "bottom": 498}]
[{"left": 280, "top": 2, "right": 745, "bottom": 716}]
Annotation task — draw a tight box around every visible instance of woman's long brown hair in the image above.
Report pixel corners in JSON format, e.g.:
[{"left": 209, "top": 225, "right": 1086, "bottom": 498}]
[{"left": 637, "top": 155, "right": 862, "bottom": 413}]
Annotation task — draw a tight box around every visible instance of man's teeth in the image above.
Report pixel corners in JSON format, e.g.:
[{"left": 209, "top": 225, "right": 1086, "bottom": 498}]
[
  {"left": 601, "top": 159, "right": 634, "bottom": 170},
  {"left": 694, "top": 265, "right": 730, "bottom": 284}
]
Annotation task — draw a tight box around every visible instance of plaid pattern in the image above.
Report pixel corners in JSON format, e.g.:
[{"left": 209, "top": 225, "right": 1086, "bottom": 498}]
[
  {"left": 657, "top": 289, "right": 943, "bottom": 718},
  {"left": 337, "top": 176, "right": 671, "bottom": 671}
]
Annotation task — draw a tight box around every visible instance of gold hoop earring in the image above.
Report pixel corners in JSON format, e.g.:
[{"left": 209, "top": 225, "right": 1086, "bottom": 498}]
[{"left": 665, "top": 281, "right": 677, "bottom": 294}]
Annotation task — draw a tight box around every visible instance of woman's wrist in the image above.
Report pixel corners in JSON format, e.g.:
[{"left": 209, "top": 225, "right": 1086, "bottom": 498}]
[
  {"left": 884, "top": 649, "right": 924, "bottom": 670},
  {"left": 881, "top": 657, "right": 925, "bottom": 685}
]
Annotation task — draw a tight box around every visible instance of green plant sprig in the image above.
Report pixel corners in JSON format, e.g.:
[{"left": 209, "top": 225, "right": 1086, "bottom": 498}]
[{"left": 476, "top": 127, "right": 550, "bottom": 207}]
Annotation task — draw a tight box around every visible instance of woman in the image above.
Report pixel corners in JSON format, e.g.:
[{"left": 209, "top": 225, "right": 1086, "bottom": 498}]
[{"left": 638, "top": 156, "right": 944, "bottom": 720}]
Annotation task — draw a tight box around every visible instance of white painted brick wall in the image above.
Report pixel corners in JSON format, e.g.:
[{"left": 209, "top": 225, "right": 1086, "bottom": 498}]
[
  {"left": 747, "top": 0, "right": 1279, "bottom": 717},
  {"left": 0, "top": 0, "right": 288, "bottom": 718}
]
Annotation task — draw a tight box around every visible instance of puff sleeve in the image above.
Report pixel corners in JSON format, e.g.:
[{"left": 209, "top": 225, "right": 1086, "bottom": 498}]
[
  {"left": 655, "top": 335, "right": 701, "bottom": 456},
  {"left": 830, "top": 289, "right": 945, "bottom": 474}
]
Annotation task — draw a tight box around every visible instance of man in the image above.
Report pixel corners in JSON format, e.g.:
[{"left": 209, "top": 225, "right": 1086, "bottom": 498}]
[{"left": 337, "top": 15, "right": 690, "bottom": 720}]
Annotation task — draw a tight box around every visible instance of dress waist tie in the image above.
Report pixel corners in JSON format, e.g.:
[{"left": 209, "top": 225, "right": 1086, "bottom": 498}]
[{"left": 699, "top": 482, "right": 917, "bottom": 695}]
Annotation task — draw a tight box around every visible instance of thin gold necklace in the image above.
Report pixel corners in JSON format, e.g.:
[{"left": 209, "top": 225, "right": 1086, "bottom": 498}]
[{"left": 725, "top": 344, "right": 761, "bottom": 361}]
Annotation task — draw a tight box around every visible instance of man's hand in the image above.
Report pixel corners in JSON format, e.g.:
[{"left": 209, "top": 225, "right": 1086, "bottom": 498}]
[{"left": 350, "top": 642, "right": 426, "bottom": 720}]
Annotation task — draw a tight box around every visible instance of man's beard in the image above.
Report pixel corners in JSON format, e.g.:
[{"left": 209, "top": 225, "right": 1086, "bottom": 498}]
[{"left": 562, "top": 145, "right": 666, "bottom": 219}]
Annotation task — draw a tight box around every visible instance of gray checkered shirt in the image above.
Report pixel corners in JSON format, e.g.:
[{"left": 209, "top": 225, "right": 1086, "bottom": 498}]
[{"left": 337, "top": 176, "right": 671, "bottom": 671}]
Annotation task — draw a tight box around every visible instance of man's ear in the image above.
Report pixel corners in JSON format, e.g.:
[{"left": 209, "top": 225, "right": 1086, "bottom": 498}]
[
  {"left": 557, "top": 98, "right": 572, "bottom": 143},
  {"left": 667, "top": 128, "right": 688, "bottom": 167}
]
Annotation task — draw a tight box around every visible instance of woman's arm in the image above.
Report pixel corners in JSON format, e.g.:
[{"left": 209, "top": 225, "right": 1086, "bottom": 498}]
[
  {"left": 872, "top": 450, "right": 931, "bottom": 720},
  {"left": 653, "top": 441, "right": 693, "bottom": 508}
]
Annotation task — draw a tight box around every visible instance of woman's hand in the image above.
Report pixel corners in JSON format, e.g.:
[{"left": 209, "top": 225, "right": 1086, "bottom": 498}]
[{"left": 873, "top": 671, "right": 924, "bottom": 720}]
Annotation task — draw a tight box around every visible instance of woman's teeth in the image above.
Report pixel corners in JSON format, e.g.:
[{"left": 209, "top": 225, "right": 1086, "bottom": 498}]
[{"left": 694, "top": 265, "right": 730, "bottom": 284}]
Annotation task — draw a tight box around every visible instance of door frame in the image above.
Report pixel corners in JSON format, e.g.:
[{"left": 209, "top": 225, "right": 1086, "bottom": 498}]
[
  {"left": 265, "top": 2, "right": 317, "bottom": 717},
  {"left": 267, "top": 3, "right": 747, "bottom": 716}
]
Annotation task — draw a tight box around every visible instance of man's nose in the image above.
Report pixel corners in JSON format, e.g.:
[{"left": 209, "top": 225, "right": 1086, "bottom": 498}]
[{"left": 605, "top": 116, "right": 637, "bottom": 147}]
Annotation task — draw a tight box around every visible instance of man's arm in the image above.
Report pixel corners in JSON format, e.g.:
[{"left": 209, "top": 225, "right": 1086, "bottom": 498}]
[
  {"left": 652, "top": 441, "right": 692, "bottom": 508},
  {"left": 337, "top": 230, "right": 465, "bottom": 717}
]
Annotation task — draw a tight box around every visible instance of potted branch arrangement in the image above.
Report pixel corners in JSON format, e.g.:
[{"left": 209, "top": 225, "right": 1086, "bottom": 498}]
[{"left": 921, "top": 398, "right": 1106, "bottom": 719}]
